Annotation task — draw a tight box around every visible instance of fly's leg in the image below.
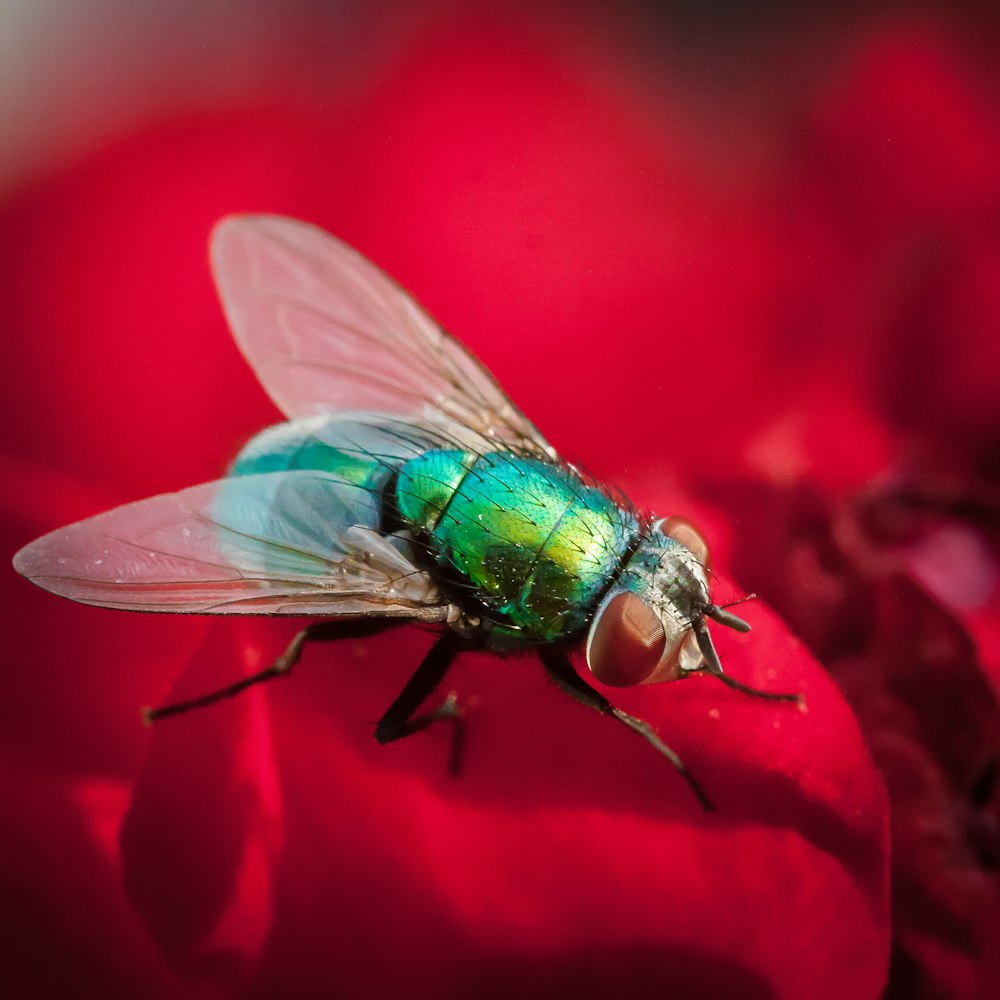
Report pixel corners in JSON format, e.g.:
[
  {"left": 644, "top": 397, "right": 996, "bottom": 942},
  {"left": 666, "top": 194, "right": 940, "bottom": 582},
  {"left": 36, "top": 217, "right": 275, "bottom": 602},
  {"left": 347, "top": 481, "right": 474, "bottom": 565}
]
[
  {"left": 538, "top": 646, "right": 715, "bottom": 812},
  {"left": 143, "top": 620, "right": 380, "bottom": 724},
  {"left": 692, "top": 620, "right": 803, "bottom": 705},
  {"left": 710, "top": 672, "right": 802, "bottom": 703},
  {"left": 375, "top": 630, "right": 466, "bottom": 775}
]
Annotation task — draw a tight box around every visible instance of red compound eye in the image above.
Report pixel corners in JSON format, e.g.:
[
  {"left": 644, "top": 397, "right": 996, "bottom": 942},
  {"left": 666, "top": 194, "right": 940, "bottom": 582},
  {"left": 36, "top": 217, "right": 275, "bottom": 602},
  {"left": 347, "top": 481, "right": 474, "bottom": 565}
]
[
  {"left": 586, "top": 517, "right": 714, "bottom": 688},
  {"left": 586, "top": 591, "right": 691, "bottom": 688},
  {"left": 654, "top": 515, "right": 710, "bottom": 567},
  {"left": 587, "top": 591, "right": 665, "bottom": 687}
]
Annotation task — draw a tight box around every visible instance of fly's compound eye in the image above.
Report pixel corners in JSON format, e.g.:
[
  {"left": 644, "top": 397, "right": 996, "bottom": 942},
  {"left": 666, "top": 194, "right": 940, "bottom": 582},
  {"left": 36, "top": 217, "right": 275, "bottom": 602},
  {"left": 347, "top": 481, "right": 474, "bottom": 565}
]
[
  {"left": 586, "top": 591, "right": 694, "bottom": 687},
  {"left": 653, "top": 515, "right": 710, "bottom": 567}
]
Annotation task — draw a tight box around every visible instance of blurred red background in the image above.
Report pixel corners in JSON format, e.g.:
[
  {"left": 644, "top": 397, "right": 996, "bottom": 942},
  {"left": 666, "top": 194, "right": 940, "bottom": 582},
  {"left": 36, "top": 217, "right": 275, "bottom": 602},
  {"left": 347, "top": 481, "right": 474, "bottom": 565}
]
[{"left": 2, "top": 2, "right": 998, "bottom": 998}]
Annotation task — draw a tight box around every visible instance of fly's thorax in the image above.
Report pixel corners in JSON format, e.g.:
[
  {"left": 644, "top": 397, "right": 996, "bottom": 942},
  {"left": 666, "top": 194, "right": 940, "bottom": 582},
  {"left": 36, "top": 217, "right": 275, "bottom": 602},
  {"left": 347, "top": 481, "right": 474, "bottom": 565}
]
[
  {"left": 395, "top": 450, "right": 641, "bottom": 644},
  {"left": 394, "top": 450, "right": 476, "bottom": 532}
]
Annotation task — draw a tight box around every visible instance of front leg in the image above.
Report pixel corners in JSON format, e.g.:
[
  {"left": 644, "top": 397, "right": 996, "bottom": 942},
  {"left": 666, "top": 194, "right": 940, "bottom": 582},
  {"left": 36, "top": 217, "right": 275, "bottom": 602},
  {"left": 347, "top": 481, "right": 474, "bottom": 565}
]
[
  {"left": 538, "top": 646, "right": 715, "bottom": 812},
  {"left": 693, "top": 619, "right": 803, "bottom": 704}
]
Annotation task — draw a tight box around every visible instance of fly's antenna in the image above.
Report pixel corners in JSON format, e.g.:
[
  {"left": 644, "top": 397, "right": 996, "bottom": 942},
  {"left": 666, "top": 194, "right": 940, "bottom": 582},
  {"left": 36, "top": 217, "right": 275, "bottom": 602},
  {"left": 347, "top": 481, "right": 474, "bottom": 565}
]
[
  {"left": 717, "top": 594, "right": 758, "bottom": 611},
  {"left": 703, "top": 604, "right": 752, "bottom": 634},
  {"left": 700, "top": 593, "right": 759, "bottom": 634}
]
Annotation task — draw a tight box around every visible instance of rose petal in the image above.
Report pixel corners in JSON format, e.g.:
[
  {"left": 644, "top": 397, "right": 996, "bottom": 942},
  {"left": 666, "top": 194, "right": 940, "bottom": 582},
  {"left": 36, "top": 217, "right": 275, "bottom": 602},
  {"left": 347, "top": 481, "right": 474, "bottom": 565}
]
[{"left": 120, "top": 621, "right": 283, "bottom": 987}]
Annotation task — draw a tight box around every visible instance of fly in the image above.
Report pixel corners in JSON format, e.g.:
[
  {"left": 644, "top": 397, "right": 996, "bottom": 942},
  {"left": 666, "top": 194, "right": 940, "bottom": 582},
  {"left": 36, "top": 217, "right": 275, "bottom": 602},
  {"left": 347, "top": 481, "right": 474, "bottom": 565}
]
[{"left": 13, "top": 215, "right": 801, "bottom": 811}]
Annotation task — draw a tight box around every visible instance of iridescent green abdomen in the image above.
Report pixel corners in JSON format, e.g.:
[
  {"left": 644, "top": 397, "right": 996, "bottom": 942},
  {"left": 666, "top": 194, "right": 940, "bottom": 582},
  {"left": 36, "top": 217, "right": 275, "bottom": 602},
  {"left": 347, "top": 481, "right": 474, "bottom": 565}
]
[
  {"left": 396, "top": 450, "right": 641, "bottom": 641},
  {"left": 229, "top": 419, "right": 643, "bottom": 641},
  {"left": 218, "top": 416, "right": 438, "bottom": 584},
  {"left": 229, "top": 416, "right": 409, "bottom": 494}
]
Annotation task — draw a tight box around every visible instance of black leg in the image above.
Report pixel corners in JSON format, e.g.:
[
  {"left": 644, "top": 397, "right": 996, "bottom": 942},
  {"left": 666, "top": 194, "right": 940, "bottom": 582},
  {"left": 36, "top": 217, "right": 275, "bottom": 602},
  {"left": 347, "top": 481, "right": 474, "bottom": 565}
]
[
  {"left": 538, "top": 646, "right": 715, "bottom": 812},
  {"left": 710, "top": 671, "right": 802, "bottom": 702},
  {"left": 143, "top": 619, "right": 382, "bottom": 724},
  {"left": 693, "top": 620, "right": 803, "bottom": 705},
  {"left": 374, "top": 630, "right": 465, "bottom": 774}
]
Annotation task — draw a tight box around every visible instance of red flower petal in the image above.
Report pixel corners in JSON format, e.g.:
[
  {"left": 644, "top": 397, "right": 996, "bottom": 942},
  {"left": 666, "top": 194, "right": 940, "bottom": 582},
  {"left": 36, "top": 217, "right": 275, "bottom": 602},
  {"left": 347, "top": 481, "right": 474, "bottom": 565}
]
[
  {"left": 24, "top": 6, "right": 1000, "bottom": 997},
  {"left": 174, "top": 607, "right": 886, "bottom": 998},
  {"left": 121, "top": 621, "right": 283, "bottom": 988}
]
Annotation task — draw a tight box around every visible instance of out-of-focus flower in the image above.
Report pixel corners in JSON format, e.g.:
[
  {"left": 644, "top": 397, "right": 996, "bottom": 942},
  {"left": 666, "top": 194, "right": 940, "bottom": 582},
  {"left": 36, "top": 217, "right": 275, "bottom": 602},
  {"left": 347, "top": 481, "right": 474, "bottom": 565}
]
[
  {"left": 3, "top": 3, "right": 998, "bottom": 998},
  {"left": 691, "top": 26, "right": 1000, "bottom": 999}
]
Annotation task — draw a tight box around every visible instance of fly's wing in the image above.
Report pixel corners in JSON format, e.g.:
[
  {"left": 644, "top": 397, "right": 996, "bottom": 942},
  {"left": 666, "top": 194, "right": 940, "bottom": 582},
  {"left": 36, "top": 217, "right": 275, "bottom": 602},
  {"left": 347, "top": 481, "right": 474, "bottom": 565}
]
[
  {"left": 13, "top": 471, "right": 451, "bottom": 618},
  {"left": 211, "top": 215, "right": 557, "bottom": 460}
]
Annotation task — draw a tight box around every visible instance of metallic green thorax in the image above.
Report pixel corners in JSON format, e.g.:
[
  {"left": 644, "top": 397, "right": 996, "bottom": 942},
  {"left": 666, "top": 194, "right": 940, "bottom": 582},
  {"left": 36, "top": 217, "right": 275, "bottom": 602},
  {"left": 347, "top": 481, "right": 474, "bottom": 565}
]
[{"left": 396, "top": 451, "right": 641, "bottom": 641}]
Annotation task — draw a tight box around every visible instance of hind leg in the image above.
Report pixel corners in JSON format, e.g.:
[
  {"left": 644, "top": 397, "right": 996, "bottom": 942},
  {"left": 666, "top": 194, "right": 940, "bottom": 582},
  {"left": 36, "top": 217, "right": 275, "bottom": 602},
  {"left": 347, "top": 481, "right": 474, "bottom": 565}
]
[{"left": 144, "top": 620, "right": 385, "bottom": 723}]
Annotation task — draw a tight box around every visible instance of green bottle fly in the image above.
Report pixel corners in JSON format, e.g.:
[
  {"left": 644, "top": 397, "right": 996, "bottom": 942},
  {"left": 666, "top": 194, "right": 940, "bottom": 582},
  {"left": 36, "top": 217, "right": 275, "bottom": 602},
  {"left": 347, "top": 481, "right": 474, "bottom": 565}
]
[{"left": 13, "top": 215, "right": 801, "bottom": 811}]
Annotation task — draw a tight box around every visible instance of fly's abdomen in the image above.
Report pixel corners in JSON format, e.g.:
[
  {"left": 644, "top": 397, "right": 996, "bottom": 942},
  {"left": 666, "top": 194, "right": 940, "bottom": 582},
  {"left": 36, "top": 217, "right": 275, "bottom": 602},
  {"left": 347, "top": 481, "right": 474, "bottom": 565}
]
[
  {"left": 396, "top": 451, "right": 641, "bottom": 641},
  {"left": 220, "top": 414, "right": 440, "bottom": 580},
  {"left": 229, "top": 414, "right": 423, "bottom": 494}
]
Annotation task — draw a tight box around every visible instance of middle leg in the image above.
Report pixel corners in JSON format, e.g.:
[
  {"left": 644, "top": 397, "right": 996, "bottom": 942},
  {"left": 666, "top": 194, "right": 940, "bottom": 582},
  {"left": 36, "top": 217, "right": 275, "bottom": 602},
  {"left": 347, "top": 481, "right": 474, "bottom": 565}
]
[{"left": 375, "top": 629, "right": 467, "bottom": 774}]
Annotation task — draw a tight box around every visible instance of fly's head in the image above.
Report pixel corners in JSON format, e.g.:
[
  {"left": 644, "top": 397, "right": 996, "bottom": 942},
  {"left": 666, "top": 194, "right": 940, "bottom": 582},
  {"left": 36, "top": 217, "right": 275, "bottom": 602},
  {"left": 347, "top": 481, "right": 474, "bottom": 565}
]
[{"left": 585, "top": 516, "right": 751, "bottom": 687}]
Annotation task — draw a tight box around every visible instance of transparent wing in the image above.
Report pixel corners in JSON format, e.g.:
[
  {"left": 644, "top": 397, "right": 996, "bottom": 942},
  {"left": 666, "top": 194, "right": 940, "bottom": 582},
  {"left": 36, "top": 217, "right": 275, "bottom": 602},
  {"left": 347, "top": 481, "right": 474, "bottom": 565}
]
[
  {"left": 211, "top": 214, "right": 556, "bottom": 459},
  {"left": 13, "top": 471, "right": 452, "bottom": 618}
]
